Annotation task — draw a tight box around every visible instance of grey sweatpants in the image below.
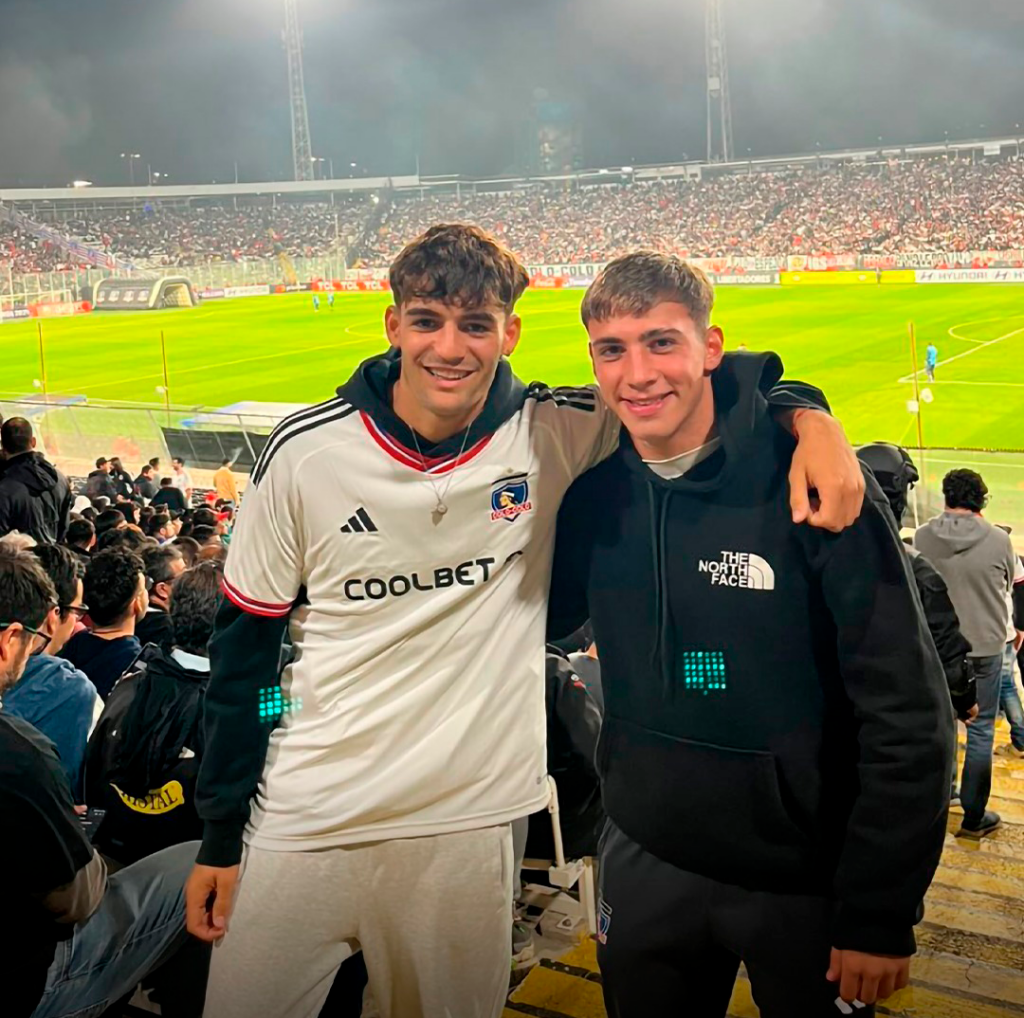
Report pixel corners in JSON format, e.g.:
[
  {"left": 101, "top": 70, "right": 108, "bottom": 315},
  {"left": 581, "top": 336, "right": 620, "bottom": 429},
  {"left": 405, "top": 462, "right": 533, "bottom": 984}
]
[
  {"left": 597, "top": 822, "right": 877, "bottom": 1018},
  {"left": 203, "top": 825, "right": 514, "bottom": 1018}
]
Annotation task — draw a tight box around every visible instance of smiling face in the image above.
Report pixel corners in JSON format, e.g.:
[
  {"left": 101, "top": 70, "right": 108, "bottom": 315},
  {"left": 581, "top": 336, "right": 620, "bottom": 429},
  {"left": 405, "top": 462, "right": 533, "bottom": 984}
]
[
  {"left": 386, "top": 299, "right": 521, "bottom": 442},
  {"left": 588, "top": 301, "right": 723, "bottom": 460},
  {"left": 384, "top": 225, "right": 530, "bottom": 442}
]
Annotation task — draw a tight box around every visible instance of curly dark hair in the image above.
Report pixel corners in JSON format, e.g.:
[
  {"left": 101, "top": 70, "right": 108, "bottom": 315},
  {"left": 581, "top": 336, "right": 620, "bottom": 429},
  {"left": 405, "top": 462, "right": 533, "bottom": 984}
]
[
  {"left": 942, "top": 469, "right": 989, "bottom": 512},
  {"left": 389, "top": 224, "right": 530, "bottom": 314},
  {"left": 169, "top": 562, "right": 222, "bottom": 656},
  {"left": 84, "top": 547, "right": 144, "bottom": 626}
]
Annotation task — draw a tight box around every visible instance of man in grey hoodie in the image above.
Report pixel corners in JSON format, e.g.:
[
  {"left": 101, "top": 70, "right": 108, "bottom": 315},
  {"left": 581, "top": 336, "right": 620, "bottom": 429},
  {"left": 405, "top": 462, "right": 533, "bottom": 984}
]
[{"left": 915, "top": 468, "right": 1022, "bottom": 838}]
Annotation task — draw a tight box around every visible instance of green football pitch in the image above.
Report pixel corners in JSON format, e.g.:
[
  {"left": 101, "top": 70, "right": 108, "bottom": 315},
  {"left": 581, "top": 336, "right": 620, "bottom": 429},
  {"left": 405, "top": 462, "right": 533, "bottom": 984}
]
[{"left": 3, "top": 284, "right": 1024, "bottom": 450}]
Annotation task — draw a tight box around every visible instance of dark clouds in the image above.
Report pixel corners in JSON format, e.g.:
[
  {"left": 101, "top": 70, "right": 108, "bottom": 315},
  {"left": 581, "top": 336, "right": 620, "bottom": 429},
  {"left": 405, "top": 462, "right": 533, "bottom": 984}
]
[{"left": 0, "top": 0, "right": 1022, "bottom": 186}]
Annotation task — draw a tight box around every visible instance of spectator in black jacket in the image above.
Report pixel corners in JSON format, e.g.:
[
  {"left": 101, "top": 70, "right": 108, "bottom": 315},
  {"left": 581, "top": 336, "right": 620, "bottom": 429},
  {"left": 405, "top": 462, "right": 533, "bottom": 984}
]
[
  {"left": 151, "top": 476, "right": 188, "bottom": 513},
  {"left": 0, "top": 418, "right": 72, "bottom": 544},
  {"left": 109, "top": 457, "right": 135, "bottom": 501},
  {"left": 0, "top": 544, "right": 209, "bottom": 1018},
  {"left": 87, "top": 562, "right": 221, "bottom": 866},
  {"left": 548, "top": 254, "right": 952, "bottom": 1015},
  {"left": 137, "top": 544, "right": 187, "bottom": 648},
  {"left": 857, "top": 443, "right": 977, "bottom": 722},
  {"left": 84, "top": 457, "right": 117, "bottom": 501}
]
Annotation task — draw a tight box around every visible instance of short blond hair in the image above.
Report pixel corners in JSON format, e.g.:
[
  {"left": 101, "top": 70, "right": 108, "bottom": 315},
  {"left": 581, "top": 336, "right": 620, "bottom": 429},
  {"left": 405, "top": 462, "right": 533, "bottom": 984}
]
[{"left": 581, "top": 251, "right": 715, "bottom": 330}]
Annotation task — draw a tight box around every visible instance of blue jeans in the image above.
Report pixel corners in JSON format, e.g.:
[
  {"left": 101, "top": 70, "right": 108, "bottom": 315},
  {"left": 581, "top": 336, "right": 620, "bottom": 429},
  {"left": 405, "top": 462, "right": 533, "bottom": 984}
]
[
  {"left": 960, "top": 652, "right": 1006, "bottom": 827},
  {"left": 32, "top": 842, "right": 208, "bottom": 1018},
  {"left": 999, "top": 642, "right": 1024, "bottom": 750}
]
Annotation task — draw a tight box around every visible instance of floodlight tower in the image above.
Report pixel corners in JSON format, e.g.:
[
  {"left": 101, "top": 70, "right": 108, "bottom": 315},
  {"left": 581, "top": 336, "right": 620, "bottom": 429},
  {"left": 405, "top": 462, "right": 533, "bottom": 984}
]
[
  {"left": 284, "top": 0, "right": 315, "bottom": 181},
  {"left": 705, "top": 0, "right": 734, "bottom": 163}
]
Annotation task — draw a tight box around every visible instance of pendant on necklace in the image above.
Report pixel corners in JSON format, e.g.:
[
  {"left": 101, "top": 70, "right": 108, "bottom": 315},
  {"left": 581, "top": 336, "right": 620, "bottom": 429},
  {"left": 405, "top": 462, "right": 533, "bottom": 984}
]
[{"left": 435, "top": 502, "right": 448, "bottom": 516}]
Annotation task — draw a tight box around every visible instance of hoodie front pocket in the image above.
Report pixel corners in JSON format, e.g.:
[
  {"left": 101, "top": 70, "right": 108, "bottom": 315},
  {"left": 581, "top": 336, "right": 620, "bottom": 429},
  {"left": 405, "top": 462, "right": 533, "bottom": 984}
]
[{"left": 600, "top": 716, "right": 811, "bottom": 883}]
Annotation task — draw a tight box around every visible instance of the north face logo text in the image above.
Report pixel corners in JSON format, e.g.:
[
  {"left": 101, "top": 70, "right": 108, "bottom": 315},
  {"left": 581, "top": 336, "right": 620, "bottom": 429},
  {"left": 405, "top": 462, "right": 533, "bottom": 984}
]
[{"left": 698, "top": 551, "right": 775, "bottom": 590}]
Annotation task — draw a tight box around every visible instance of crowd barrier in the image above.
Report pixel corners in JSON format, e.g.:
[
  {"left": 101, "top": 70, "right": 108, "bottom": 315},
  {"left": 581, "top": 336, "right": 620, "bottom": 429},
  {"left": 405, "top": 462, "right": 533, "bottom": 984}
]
[{"left": 1, "top": 396, "right": 1021, "bottom": 541}]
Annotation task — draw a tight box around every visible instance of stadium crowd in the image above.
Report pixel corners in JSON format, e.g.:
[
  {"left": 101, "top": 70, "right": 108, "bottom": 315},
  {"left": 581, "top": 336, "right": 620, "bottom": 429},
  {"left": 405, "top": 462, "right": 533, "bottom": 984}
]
[
  {"left": 2, "top": 199, "right": 376, "bottom": 276},
  {"left": 4, "top": 157, "right": 1024, "bottom": 284},
  {"left": 359, "top": 158, "right": 1024, "bottom": 262},
  {"left": 0, "top": 223, "right": 1023, "bottom": 1018}
]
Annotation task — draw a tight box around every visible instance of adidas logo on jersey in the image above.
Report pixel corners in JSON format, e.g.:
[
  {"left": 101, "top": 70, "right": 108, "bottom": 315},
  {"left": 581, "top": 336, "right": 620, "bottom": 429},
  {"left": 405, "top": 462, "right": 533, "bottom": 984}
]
[
  {"left": 698, "top": 551, "right": 775, "bottom": 590},
  {"left": 340, "top": 507, "right": 378, "bottom": 534}
]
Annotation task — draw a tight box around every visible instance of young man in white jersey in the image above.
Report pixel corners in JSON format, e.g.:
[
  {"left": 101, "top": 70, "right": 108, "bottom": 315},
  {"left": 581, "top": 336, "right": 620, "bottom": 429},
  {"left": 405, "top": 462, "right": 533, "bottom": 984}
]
[{"left": 186, "top": 225, "right": 865, "bottom": 1018}]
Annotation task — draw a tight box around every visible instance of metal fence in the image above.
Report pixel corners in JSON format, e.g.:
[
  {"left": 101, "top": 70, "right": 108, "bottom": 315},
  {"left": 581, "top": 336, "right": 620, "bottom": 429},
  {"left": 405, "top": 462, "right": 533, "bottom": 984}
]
[
  {"left": 2, "top": 396, "right": 1022, "bottom": 538},
  {"left": 0, "top": 397, "right": 280, "bottom": 489}
]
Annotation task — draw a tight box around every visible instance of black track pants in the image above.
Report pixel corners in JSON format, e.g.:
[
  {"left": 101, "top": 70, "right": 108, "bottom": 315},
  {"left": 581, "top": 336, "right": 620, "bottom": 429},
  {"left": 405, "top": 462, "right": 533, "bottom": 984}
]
[{"left": 597, "top": 822, "right": 877, "bottom": 1018}]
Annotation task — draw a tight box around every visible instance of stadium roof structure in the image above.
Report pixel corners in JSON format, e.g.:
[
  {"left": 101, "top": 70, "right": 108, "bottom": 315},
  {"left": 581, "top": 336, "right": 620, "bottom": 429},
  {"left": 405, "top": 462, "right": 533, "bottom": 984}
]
[{"left": 1, "top": 133, "right": 1020, "bottom": 205}]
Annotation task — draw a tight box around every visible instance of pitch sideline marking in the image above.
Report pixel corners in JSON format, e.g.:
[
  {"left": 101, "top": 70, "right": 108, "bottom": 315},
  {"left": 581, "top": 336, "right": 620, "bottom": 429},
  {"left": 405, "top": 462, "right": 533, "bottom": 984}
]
[{"left": 898, "top": 326, "right": 1024, "bottom": 384}]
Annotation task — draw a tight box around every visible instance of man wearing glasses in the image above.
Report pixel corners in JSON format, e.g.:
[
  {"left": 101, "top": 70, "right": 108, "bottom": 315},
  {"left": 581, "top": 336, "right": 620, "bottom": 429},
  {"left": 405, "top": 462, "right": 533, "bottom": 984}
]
[
  {"left": 2, "top": 544, "right": 99, "bottom": 802},
  {"left": 0, "top": 545, "right": 211, "bottom": 1018}
]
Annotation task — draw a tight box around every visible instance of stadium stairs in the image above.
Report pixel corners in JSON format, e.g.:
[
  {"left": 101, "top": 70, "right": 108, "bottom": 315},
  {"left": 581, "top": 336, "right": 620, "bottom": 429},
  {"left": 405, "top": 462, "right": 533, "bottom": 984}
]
[{"left": 505, "top": 713, "right": 1024, "bottom": 1018}]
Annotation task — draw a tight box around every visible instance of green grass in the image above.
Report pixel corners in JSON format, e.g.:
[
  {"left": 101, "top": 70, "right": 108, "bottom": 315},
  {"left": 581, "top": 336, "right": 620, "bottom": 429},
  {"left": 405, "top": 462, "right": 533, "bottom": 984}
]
[{"left": 2, "top": 284, "right": 1024, "bottom": 450}]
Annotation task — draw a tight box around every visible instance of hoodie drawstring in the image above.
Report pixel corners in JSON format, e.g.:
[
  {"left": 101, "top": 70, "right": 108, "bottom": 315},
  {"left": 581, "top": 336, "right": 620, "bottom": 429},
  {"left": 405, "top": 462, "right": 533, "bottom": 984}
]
[{"left": 647, "top": 482, "right": 675, "bottom": 698}]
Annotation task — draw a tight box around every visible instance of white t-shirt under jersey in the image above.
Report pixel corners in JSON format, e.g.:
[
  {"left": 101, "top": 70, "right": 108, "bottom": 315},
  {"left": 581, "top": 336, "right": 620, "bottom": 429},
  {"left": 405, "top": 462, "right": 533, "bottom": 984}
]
[
  {"left": 643, "top": 437, "right": 723, "bottom": 480},
  {"left": 222, "top": 387, "right": 621, "bottom": 852}
]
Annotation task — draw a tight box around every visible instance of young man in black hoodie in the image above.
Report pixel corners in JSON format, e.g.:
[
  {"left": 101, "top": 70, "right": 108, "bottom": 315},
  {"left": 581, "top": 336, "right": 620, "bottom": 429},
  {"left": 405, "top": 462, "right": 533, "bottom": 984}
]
[
  {"left": 0, "top": 418, "right": 72, "bottom": 544},
  {"left": 548, "top": 253, "right": 952, "bottom": 1017},
  {"left": 186, "top": 226, "right": 865, "bottom": 1018}
]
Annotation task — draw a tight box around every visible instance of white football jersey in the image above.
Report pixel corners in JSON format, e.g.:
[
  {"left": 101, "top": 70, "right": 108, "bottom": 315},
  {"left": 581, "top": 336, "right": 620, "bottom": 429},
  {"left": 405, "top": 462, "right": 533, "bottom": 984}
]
[{"left": 222, "top": 385, "right": 619, "bottom": 851}]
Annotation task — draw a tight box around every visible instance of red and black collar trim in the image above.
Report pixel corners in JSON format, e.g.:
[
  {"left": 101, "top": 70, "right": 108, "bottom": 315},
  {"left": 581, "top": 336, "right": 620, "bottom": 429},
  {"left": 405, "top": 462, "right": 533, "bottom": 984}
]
[{"left": 360, "top": 411, "right": 492, "bottom": 474}]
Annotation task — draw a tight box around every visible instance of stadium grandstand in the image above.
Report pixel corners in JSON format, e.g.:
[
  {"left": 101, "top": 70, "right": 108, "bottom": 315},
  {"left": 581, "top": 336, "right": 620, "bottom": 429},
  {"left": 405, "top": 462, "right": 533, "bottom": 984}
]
[
  {"left": 3, "top": 149, "right": 1024, "bottom": 284},
  {"left": 4, "top": 0, "right": 1024, "bottom": 1014}
]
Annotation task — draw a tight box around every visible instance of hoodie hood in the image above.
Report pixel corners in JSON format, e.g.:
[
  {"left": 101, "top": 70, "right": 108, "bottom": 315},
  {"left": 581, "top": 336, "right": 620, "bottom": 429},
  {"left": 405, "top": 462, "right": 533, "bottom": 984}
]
[
  {"left": 919, "top": 512, "right": 992, "bottom": 556},
  {"left": 2, "top": 452, "right": 59, "bottom": 496},
  {"left": 336, "top": 347, "right": 526, "bottom": 458},
  {"left": 614, "top": 352, "right": 787, "bottom": 697}
]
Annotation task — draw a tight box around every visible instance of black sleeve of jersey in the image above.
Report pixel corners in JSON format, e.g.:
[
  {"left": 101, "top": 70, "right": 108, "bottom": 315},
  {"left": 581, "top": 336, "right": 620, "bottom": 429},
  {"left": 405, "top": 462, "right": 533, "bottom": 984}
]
[
  {"left": 195, "top": 600, "right": 286, "bottom": 867},
  {"left": 547, "top": 480, "right": 593, "bottom": 642}
]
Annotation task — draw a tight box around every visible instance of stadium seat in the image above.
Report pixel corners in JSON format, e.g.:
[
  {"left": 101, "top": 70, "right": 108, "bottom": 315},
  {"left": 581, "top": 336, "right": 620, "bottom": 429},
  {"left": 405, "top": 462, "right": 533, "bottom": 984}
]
[{"left": 521, "top": 776, "right": 598, "bottom": 937}]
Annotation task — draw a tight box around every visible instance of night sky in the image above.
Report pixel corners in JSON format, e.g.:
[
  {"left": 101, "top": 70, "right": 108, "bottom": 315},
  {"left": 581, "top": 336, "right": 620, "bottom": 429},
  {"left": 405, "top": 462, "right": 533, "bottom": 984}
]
[{"left": 1, "top": 0, "right": 1022, "bottom": 187}]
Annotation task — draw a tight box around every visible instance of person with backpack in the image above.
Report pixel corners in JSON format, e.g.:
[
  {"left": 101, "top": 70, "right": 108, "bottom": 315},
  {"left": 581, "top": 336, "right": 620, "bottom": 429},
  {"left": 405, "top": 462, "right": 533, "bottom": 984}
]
[
  {"left": 86, "top": 562, "right": 221, "bottom": 866},
  {"left": 856, "top": 443, "right": 977, "bottom": 726}
]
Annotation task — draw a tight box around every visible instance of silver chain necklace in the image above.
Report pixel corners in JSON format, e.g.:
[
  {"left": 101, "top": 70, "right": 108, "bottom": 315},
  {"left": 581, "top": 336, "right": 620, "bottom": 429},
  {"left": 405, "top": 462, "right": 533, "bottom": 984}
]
[{"left": 410, "top": 426, "right": 472, "bottom": 521}]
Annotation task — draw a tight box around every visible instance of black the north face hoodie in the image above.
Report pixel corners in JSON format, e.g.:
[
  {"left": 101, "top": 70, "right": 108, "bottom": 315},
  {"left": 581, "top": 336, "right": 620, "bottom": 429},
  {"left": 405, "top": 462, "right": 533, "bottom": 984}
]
[
  {"left": 548, "top": 352, "right": 952, "bottom": 957},
  {"left": 194, "top": 349, "right": 831, "bottom": 867}
]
